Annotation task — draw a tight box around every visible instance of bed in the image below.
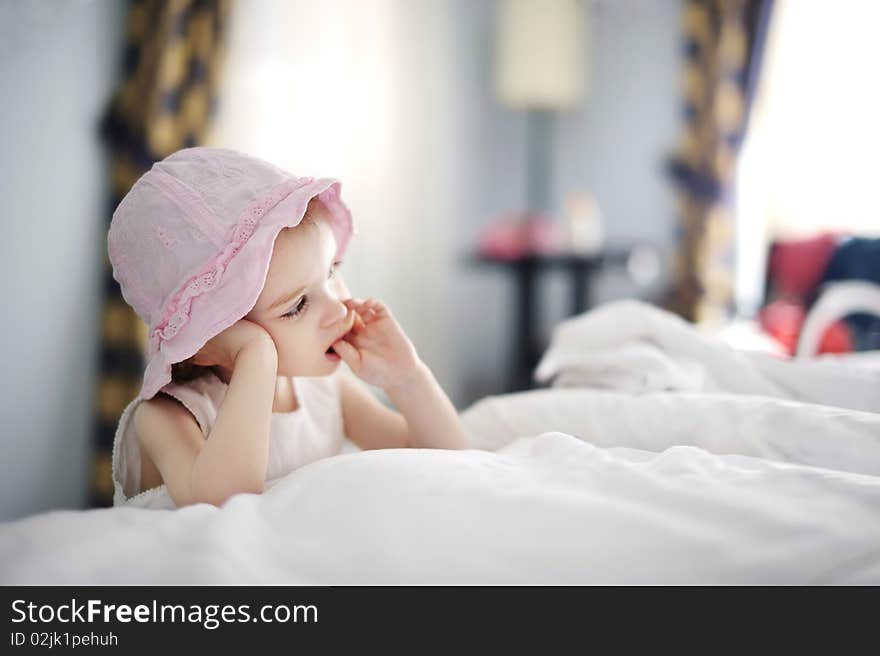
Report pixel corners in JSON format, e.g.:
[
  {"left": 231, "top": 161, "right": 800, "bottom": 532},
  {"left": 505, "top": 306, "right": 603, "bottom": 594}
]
[{"left": 1, "top": 301, "right": 878, "bottom": 584}]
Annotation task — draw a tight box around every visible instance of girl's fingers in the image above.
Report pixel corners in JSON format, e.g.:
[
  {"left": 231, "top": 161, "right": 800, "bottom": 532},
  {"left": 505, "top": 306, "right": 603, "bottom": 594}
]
[
  {"left": 342, "top": 300, "right": 369, "bottom": 330},
  {"left": 344, "top": 299, "right": 370, "bottom": 317},
  {"left": 331, "top": 338, "right": 360, "bottom": 369},
  {"left": 351, "top": 310, "right": 367, "bottom": 333},
  {"left": 342, "top": 299, "right": 358, "bottom": 316},
  {"left": 343, "top": 297, "right": 388, "bottom": 325},
  {"left": 362, "top": 299, "right": 388, "bottom": 320},
  {"left": 342, "top": 298, "right": 364, "bottom": 312},
  {"left": 366, "top": 300, "right": 389, "bottom": 319}
]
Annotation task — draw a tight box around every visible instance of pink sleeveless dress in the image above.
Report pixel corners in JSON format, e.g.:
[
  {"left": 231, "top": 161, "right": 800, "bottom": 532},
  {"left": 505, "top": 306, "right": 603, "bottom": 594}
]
[{"left": 111, "top": 370, "right": 347, "bottom": 509}]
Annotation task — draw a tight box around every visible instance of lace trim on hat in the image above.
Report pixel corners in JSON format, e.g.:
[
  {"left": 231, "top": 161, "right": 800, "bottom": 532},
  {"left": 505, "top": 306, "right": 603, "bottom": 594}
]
[{"left": 148, "top": 177, "right": 315, "bottom": 354}]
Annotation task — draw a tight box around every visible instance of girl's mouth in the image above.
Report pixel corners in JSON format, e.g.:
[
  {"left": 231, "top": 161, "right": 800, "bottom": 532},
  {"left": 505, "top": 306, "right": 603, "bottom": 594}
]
[{"left": 325, "top": 346, "right": 340, "bottom": 361}]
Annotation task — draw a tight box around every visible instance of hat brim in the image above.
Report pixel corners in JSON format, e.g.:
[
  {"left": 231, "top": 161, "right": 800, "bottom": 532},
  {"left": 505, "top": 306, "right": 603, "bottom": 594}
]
[{"left": 139, "top": 178, "right": 353, "bottom": 400}]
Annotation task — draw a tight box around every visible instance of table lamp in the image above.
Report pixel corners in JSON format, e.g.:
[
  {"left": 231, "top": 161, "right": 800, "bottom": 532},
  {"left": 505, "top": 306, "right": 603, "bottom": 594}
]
[{"left": 494, "top": 0, "right": 587, "bottom": 217}]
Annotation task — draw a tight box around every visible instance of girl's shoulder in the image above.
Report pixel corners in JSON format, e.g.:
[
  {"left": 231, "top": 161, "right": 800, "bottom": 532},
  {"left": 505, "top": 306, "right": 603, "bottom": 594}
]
[
  {"left": 129, "top": 392, "right": 205, "bottom": 496},
  {"left": 132, "top": 371, "right": 220, "bottom": 452},
  {"left": 132, "top": 392, "right": 202, "bottom": 449},
  {"left": 157, "top": 371, "right": 227, "bottom": 428}
]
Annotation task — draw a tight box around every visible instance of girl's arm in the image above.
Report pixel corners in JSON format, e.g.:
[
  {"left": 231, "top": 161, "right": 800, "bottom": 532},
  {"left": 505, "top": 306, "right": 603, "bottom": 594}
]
[
  {"left": 386, "top": 361, "right": 466, "bottom": 449},
  {"left": 135, "top": 321, "right": 277, "bottom": 507},
  {"left": 339, "top": 363, "right": 467, "bottom": 450},
  {"left": 333, "top": 299, "right": 468, "bottom": 451},
  {"left": 188, "top": 337, "right": 277, "bottom": 504}
]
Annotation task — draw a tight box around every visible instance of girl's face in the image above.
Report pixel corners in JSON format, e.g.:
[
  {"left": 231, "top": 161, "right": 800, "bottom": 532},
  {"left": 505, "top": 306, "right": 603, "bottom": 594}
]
[{"left": 245, "top": 206, "right": 353, "bottom": 377}]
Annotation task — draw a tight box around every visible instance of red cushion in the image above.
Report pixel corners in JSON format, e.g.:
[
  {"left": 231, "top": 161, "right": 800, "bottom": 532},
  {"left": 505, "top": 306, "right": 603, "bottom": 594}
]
[
  {"left": 759, "top": 301, "right": 804, "bottom": 355},
  {"left": 758, "top": 300, "right": 854, "bottom": 355},
  {"left": 768, "top": 233, "right": 839, "bottom": 299},
  {"left": 818, "top": 320, "right": 854, "bottom": 354}
]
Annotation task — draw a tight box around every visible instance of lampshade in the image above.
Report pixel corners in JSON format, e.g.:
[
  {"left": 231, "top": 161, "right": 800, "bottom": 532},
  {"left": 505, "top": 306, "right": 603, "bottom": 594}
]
[{"left": 494, "top": 0, "right": 587, "bottom": 110}]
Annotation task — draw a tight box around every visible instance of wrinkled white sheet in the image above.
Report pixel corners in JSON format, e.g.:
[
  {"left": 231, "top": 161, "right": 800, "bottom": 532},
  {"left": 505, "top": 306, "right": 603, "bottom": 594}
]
[
  {"left": 2, "top": 387, "right": 879, "bottom": 584},
  {"left": 535, "top": 300, "right": 880, "bottom": 412}
]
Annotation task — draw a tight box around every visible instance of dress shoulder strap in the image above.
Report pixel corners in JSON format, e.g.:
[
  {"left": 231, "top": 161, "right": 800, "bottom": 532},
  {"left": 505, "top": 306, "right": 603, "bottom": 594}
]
[{"left": 159, "top": 371, "right": 228, "bottom": 438}]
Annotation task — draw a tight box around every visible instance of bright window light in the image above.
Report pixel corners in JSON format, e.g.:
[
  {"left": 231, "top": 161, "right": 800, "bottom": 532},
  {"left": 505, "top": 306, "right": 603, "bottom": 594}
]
[{"left": 736, "top": 0, "right": 880, "bottom": 314}]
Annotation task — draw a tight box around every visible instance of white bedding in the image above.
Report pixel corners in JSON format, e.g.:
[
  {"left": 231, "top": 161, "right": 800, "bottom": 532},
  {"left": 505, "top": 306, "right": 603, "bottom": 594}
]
[
  {"left": 1, "top": 301, "right": 879, "bottom": 584},
  {"left": 1, "top": 388, "right": 878, "bottom": 584},
  {"left": 536, "top": 299, "right": 880, "bottom": 412}
]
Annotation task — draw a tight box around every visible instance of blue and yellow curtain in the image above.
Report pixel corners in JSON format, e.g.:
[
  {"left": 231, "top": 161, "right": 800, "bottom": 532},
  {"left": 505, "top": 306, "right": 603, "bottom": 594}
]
[
  {"left": 91, "top": 0, "right": 230, "bottom": 507},
  {"left": 665, "top": 0, "right": 773, "bottom": 323}
]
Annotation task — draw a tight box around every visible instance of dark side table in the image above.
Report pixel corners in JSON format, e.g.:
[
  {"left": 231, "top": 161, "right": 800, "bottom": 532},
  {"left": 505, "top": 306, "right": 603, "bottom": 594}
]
[{"left": 469, "top": 249, "right": 631, "bottom": 392}]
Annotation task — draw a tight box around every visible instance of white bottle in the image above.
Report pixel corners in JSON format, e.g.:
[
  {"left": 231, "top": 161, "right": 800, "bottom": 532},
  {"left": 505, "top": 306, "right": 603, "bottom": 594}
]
[{"left": 565, "top": 190, "right": 604, "bottom": 255}]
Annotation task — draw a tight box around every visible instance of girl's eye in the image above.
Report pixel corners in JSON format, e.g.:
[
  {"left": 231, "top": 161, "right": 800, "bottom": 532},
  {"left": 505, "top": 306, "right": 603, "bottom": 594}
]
[
  {"left": 280, "top": 262, "right": 341, "bottom": 321},
  {"left": 281, "top": 296, "right": 308, "bottom": 320}
]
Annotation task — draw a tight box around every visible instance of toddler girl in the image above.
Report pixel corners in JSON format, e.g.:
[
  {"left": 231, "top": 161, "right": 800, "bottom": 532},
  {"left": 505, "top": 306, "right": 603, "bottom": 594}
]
[{"left": 108, "top": 147, "right": 466, "bottom": 509}]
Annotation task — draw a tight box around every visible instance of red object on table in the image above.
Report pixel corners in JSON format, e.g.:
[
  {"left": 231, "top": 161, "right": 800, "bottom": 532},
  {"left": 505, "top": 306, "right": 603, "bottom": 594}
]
[{"left": 477, "top": 213, "right": 561, "bottom": 260}]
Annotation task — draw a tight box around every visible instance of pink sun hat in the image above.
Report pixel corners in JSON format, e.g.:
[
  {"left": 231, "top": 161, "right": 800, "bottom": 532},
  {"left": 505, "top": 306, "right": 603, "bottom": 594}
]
[{"left": 107, "top": 147, "right": 354, "bottom": 401}]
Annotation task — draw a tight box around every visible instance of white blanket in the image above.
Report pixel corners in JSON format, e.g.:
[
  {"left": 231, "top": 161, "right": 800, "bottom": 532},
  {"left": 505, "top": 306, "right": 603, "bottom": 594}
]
[
  {"left": 2, "top": 385, "right": 879, "bottom": 584},
  {"left": 535, "top": 299, "right": 880, "bottom": 412}
]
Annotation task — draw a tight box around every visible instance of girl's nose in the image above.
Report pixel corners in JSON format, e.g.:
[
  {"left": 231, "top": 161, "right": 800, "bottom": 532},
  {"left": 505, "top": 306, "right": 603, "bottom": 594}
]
[{"left": 320, "top": 295, "right": 349, "bottom": 329}]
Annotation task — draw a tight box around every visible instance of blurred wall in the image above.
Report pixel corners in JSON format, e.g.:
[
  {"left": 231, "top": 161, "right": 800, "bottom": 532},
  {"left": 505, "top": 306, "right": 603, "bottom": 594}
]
[
  {"left": 0, "top": 0, "right": 126, "bottom": 520},
  {"left": 209, "top": 0, "right": 681, "bottom": 409},
  {"left": 206, "top": 0, "right": 461, "bottom": 413},
  {"left": 450, "top": 0, "right": 680, "bottom": 404}
]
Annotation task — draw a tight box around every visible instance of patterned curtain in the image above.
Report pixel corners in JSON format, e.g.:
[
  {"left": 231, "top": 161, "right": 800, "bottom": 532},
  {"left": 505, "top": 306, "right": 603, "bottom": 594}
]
[
  {"left": 664, "top": 0, "right": 773, "bottom": 324},
  {"left": 91, "top": 0, "right": 230, "bottom": 507}
]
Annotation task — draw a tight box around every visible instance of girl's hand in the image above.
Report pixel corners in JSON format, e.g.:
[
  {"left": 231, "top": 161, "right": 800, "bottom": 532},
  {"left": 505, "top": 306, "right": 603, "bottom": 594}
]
[
  {"left": 331, "top": 298, "right": 420, "bottom": 391},
  {"left": 190, "top": 319, "right": 276, "bottom": 372}
]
